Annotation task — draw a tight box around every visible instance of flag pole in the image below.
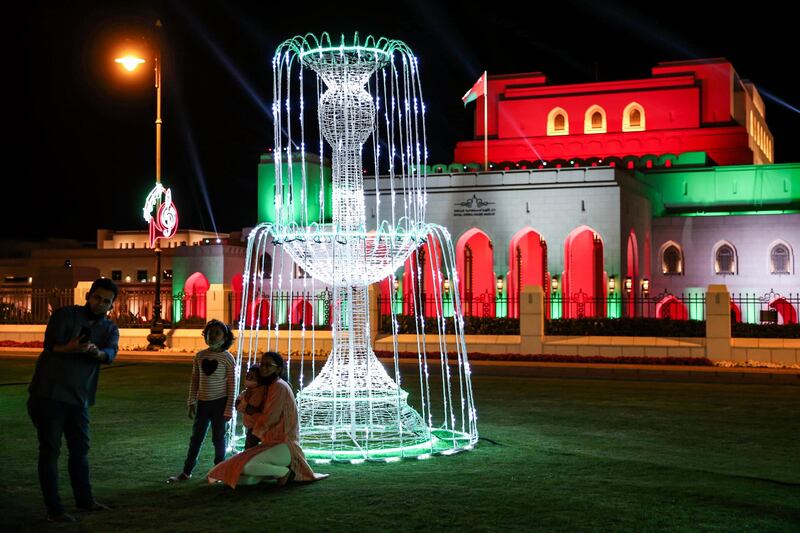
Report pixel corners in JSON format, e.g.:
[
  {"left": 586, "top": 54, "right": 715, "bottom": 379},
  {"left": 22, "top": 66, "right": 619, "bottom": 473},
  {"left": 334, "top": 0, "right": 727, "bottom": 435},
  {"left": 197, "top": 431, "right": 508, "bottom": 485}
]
[{"left": 483, "top": 71, "right": 488, "bottom": 172}]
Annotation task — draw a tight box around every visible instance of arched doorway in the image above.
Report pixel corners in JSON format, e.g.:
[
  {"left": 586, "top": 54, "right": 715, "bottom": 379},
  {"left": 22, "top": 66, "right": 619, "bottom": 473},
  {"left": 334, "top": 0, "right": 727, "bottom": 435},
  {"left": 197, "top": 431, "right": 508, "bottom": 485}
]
[
  {"left": 403, "top": 236, "right": 443, "bottom": 317},
  {"left": 378, "top": 278, "right": 394, "bottom": 317},
  {"left": 231, "top": 273, "right": 244, "bottom": 323},
  {"left": 562, "top": 226, "right": 606, "bottom": 318},
  {"left": 730, "top": 301, "right": 742, "bottom": 324},
  {"left": 456, "top": 228, "right": 495, "bottom": 317},
  {"left": 770, "top": 297, "right": 798, "bottom": 325},
  {"left": 508, "top": 227, "right": 548, "bottom": 318},
  {"left": 626, "top": 230, "right": 639, "bottom": 317},
  {"left": 184, "top": 272, "right": 210, "bottom": 320},
  {"left": 291, "top": 298, "right": 314, "bottom": 326},
  {"left": 245, "top": 297, "right": 273, "bottom": 328},
  {"left": 655, "top": 295, "right": 688, "bottom": 320}
]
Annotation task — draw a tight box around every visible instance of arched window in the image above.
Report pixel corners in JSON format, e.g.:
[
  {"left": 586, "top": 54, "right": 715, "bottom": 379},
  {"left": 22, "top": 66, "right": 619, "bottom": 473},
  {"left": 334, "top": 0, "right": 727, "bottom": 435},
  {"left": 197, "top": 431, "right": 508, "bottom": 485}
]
[
  {"left": 547, "top": 107, "right": 569, "bottom": 136},
  {"left": 662, "top": 244, "right": 683, "bottom": 275},
  {"left": 715, "top": 244, "right": 736, "bottom": 275},
  {"left": 770, "top": 244, "right": 791, "bottom": 274},
  {"left": 258, "top": 252, "right": 273, "bottom": 279},
  {"left": 584, "top": 105, "right": 606, "bottom": 134},
  {"left": 622, "top": 102, "right": 646, "bottom": 132}
]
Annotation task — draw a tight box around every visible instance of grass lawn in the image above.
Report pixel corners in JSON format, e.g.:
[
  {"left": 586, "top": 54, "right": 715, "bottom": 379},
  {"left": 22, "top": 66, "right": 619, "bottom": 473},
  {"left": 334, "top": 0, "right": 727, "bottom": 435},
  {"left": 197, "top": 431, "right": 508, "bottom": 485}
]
[{"left": 1, "top": 358, "right": 799, "bottom": 531}]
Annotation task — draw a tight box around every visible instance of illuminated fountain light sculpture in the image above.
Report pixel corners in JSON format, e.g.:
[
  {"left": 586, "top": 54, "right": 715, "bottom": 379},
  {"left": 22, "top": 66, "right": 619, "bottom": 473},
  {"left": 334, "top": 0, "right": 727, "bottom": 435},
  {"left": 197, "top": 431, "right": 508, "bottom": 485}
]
[{"left": 233, "top": 33, "right": 477, "bottom": 461}]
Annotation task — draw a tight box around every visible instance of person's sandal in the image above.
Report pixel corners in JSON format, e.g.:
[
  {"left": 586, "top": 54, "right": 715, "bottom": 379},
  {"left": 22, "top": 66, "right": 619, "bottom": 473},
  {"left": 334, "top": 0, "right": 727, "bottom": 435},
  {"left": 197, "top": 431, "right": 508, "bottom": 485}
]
[
  {"left": 276, "top": 468, "right": 296, "bottom": 487},
  {"left": 167, "top": 472, "right": 192, "bottom": 483}
]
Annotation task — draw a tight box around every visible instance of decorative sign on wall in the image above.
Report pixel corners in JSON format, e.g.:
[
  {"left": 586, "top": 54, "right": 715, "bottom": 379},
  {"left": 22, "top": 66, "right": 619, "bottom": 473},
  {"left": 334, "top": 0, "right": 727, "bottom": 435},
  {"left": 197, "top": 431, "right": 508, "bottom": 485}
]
[{"left": 454, "top": 194, "right": 496, "bottom": 217}]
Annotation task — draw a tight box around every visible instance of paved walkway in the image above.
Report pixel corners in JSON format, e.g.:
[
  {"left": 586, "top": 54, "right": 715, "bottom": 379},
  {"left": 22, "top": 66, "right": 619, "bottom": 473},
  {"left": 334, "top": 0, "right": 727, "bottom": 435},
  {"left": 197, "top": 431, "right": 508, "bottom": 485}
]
[{"left": 2, "top": 347, "right": 798, "bottom": 385}]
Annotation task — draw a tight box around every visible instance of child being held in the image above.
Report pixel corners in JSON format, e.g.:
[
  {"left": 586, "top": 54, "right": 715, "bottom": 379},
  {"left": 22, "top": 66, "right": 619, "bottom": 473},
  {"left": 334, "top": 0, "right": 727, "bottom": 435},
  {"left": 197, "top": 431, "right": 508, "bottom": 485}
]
[{"left": 235, "top": 364, "right": 267, "bottom": 449}]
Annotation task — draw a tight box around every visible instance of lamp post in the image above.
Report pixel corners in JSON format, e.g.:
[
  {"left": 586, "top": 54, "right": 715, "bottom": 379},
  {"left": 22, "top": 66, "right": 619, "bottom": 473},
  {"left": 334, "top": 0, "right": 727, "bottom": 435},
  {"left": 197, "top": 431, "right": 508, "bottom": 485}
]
[{"left": 115, "top": 20, "right": 178, "bottom": 350}]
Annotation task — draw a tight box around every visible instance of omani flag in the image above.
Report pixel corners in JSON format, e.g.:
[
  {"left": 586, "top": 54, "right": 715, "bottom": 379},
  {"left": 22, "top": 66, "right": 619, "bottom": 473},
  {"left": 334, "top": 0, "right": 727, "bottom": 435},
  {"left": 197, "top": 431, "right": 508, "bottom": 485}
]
[{"left": 462, "top": 72, "right": 486, "bottom": 107}]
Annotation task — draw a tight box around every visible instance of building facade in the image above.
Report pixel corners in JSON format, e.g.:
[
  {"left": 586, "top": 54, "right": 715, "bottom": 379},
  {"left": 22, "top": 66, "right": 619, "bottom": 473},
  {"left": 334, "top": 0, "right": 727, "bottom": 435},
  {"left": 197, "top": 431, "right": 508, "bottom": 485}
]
[{"left": 1, "top": 59, "right": 797, "bottom": 327}]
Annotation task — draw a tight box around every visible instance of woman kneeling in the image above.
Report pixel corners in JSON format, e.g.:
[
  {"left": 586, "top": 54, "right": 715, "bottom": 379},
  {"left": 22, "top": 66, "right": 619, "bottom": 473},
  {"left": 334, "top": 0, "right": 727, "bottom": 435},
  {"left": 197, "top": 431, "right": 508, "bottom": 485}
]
[{"left": 207, "top": 351, "right": 325, "bottom": 487}]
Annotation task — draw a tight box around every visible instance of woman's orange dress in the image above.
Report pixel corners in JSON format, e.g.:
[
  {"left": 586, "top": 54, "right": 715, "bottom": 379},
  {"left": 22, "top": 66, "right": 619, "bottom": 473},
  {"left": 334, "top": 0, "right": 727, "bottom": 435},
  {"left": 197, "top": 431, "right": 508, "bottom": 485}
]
[{"left": 207, "top": 378, "right": 317, "bottom": 488}]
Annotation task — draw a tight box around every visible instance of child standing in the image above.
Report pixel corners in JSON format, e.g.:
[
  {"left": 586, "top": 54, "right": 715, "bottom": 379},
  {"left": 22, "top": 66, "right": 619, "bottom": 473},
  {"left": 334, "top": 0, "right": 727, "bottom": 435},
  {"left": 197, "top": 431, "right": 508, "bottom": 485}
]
[
  {"left": 168, "top": 320, "right": 236, "bottom": 483},
  {"left": 235, "top": 365, "right": 267, "bottom": 449}
]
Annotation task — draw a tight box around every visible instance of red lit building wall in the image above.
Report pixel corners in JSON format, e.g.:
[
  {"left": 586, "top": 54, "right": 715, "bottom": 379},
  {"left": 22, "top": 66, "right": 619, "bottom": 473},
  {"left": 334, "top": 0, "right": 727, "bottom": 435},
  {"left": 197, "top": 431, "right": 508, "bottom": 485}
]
[{"left": 456, "top": 59, "right": 772, "bottom": 167}]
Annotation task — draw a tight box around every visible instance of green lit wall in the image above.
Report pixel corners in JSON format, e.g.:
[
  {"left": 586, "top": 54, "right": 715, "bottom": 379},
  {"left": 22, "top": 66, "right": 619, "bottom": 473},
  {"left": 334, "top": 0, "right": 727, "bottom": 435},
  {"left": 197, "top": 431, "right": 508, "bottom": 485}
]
[
  {"left": 257, "top": 153, "right": 333, "bottom": 224},
  {"left": 637, "top": 163, "right": 800, "bottom": 215}
]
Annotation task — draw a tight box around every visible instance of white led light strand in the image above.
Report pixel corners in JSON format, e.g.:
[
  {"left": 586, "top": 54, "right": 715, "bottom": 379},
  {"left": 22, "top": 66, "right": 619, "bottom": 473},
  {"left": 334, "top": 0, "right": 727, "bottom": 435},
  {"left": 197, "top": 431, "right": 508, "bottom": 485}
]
[{"left": 228, "top": 33, "right": 478, "bottom": 460}]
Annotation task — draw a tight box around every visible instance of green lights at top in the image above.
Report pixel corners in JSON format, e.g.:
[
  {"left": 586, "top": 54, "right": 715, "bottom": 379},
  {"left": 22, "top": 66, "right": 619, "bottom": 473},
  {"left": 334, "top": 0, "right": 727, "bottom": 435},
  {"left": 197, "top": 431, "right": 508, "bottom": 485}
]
[
  {"left": 676, "top": 209, "right": 800, "bottom": 217},
  {"left": 276, "top": 32, "right": 417, "bottom": 65},
  {"left": 299, "top": 46, "right": 391, "bottom": 59}
]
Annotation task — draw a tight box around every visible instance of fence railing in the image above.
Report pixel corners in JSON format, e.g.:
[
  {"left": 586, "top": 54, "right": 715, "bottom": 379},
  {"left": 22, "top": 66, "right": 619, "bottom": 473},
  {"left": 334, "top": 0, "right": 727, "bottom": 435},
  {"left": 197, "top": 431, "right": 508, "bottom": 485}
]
[
  {"left": 110, "top": 285, "right": 208, "bottom": 328},
  {"left": 729, "top": 291, "right": 799, "bottom": 325},
  {"left": 230, "top": 291, "right": 333, "bottom": 328},
  {"left": 0, "top": 288, "right": 73, "bottom": 324},
  {"left": 377, "top": 291, "right": 709, "bottom": 321},
  {"left": 1, "top": 286, "right": 796, "bottom": 327},
  {"left": 0, "top": 284, "right": 206, "bottom": 328},
  {"left": 547, "top": 291, "right": 707, "bottom": 321}
]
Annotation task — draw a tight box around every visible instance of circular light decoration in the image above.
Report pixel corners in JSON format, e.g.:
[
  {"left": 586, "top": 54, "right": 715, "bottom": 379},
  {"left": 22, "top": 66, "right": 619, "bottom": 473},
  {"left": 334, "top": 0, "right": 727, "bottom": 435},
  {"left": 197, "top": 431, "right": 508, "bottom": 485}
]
[{"left": 143, "top": 182, "right": 179, "bottom": 248}]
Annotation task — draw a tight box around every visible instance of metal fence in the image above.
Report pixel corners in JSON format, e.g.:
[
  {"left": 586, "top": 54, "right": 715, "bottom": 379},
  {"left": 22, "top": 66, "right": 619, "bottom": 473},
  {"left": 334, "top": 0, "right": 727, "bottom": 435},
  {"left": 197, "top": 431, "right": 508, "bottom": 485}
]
[
  {"left": 230, "top": 291, "right": 333, "bottom": 328},
  {"left": 377, "top": 290, "right": 708, "bottom": 321},
  {"left": 2, "top": 286, "right": 796, "bottom": 327},
  {"left": 110, "top": 285, "right": 208, "bottom": 328},
  {"left": 0, "top": 287, "right": 73, "bottom": 324},
  {"left": 547, "top": 291, "right": 707, "bottom": 320},
  {"left": 0, "top": 284, "right": 207, "bottom": 328},
  {"left": 729, "top": 291, "right": 799, "bottom": 324},
  {"left": 377, "top": 291, "right": 513, "bottom": 320}
]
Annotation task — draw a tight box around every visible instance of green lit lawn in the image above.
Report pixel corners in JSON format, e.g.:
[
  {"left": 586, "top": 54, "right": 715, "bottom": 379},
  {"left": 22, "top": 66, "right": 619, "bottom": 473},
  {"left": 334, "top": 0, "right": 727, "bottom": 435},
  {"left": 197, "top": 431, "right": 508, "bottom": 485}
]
[{"left": 1, "top": 358, "right": 799, "bottom": 531}]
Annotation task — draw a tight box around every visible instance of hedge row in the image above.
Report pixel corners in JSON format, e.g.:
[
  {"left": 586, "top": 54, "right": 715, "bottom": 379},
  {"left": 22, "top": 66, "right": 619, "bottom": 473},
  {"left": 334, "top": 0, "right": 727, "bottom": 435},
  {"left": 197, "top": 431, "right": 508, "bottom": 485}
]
[
  {"left": 732, "top": 322, "right": 800, "bottom": 338},
  {"left": 378, "top": 315, "right": 519, "bottom": 335},
  {"left": 380, "top": 315, "right": 799, "bottom": 338},
  {"left": 374, "top": 351, "right": 714, "bottom": 366},
  {"left": 545, "top": 318, "right": 705, "bottom": 337}
]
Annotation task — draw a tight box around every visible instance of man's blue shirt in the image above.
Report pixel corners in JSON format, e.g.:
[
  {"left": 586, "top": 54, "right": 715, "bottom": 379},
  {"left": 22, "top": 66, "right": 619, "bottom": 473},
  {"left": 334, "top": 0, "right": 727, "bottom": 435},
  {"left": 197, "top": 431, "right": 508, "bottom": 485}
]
[{"left": 29, "top": 305, "right": 119, "bottom": 407}]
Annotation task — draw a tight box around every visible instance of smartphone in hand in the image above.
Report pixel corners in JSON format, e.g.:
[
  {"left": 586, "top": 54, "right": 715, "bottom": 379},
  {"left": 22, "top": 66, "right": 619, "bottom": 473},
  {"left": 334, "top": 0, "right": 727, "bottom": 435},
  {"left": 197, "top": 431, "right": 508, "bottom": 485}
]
[{"left": 78, "top": 325, "right": 92, "bottom": 344}]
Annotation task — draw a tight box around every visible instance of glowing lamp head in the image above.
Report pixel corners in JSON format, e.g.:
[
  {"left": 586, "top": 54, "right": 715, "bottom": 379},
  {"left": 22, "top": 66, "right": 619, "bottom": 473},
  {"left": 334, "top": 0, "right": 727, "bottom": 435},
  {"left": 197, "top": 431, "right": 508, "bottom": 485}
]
[
  {"left": 115, "top": 55, "right": 146, "bottom": 72},
  {"left": 624, "top": 276, "right": 633, "bottom": 293},
  {"left": 550, "top": 276, "right": 558, "bottom": 292},
  {"left": 641, "top": 278, "right": 650, "bottom": 293},
  {"left": 608, "top": 276, "right": 615, "bottom": 292},
  {"left": 443, "top": 278, "right": 451, "bottom": 293},
  {"left": 496, "top": 276, "right": 504, "bottom": 293}
]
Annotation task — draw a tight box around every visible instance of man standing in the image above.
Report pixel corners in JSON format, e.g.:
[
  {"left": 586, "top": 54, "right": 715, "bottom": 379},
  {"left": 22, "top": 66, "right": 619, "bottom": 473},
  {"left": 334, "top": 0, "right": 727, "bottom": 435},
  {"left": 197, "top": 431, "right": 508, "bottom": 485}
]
[{"left": 28, "top": 278, "right": 120, "bottom": 522}]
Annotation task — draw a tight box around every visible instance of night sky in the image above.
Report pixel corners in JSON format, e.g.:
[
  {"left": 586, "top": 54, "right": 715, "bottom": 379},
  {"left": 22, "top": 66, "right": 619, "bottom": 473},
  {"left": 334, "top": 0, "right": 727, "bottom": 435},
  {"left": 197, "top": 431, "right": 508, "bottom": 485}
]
[{"left": 13, "top": 0, "right": 799, "bottom": 242}]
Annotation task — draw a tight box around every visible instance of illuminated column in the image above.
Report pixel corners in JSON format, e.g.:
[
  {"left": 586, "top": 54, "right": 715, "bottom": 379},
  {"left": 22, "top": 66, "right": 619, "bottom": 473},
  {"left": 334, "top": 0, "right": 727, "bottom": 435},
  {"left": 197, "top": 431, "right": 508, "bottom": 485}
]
[
  {"left": 205, "top": 283, "right": 233, "bottom": 323},
  {"left": 520, "top": 285, "right": 544, "bottom": 354},
  {"left": 705, "top": 284, "right": 732, "bottom": 361}
]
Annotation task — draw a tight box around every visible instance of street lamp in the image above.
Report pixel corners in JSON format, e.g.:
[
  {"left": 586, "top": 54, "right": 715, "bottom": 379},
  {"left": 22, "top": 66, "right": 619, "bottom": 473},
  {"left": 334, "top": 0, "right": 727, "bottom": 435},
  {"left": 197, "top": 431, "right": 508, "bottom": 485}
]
[
  {"left": 496, "top": 276, "right": 504, "bottom": 295},
  {"left": 115, "top": 19, "right": 178, "bottom": 350},
  {"left": 608, "top": 276, "right": 615, "bottom": 292},
  {"left": 550, "top": 276, "right": 558, "bottom": 293}
]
